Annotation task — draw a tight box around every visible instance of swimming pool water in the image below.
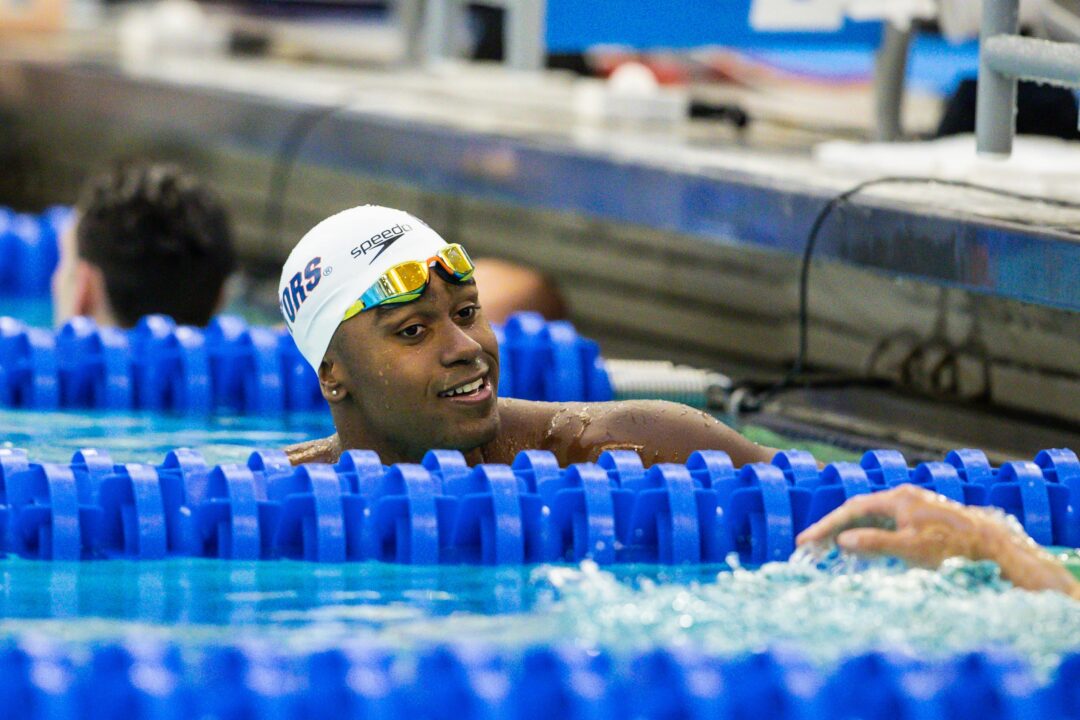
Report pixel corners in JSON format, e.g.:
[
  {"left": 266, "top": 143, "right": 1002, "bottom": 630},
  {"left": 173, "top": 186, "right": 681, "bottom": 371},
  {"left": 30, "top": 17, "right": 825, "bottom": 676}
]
[
  {"left": 0, "top": 409, "right": 333, "bottom": 466},
  {"left": 0, "top": 293, "right": 282, "bottom": 333},
  {"left": 1, "top": 551, "right": 1078, "bottom": 683}
]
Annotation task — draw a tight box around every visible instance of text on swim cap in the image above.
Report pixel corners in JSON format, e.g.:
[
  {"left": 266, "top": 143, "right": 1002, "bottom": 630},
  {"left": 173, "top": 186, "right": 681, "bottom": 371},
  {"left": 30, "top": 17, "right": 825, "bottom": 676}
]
[
  {"left": 350, "top": 223, "right": 412, "bottom": 264},
  {"left": 281, "top": 256, "right": 322, "bottom": 325}
]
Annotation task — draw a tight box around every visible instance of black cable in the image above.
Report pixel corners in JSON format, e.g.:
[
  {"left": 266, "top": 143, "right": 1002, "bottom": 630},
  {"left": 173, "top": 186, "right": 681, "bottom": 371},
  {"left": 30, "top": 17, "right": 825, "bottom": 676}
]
[
  {"left": 262, "top": 99, "right": 356, "bottom": 256},
  {"left": 735, "top": 175, "right": 1080, "bottom": 413}
]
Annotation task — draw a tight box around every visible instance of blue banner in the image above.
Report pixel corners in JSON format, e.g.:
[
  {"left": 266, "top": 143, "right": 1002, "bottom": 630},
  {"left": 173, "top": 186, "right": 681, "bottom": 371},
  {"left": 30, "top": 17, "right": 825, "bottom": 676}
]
[{"left": 546, "top": 0, "right": 882, "bottom": 52}]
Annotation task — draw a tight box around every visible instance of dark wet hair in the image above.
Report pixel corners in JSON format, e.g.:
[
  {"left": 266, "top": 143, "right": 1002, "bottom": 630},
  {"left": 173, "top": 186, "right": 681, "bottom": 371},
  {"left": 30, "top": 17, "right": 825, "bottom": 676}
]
[{"left": 76, "top": 162, "right": 236, "bottom": 327}]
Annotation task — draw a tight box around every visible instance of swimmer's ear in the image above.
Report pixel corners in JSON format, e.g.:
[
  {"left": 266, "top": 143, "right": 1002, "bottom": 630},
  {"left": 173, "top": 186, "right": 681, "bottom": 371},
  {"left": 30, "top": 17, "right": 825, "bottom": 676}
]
[
  {"left": 74, "top": 261, "right": 108, "bottom": 320},
  {"left": 318, "top": 355, "right": 347, "bottom": 403}
]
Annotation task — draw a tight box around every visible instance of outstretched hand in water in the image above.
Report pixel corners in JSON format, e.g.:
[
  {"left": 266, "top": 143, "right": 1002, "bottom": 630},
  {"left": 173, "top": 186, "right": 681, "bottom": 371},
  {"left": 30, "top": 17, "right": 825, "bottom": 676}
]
[{"left": 796, "top": 484, "right": 1080, "bottom": 599}]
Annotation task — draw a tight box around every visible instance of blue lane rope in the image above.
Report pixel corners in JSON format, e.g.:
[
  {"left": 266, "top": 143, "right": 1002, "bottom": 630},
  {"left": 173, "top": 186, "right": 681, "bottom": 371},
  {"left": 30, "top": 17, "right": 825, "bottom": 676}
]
[
  {"left": 0, "top": 312, "right": 614, "bottom": 414},
  {"left": 0, "top": 640, "right": 1073, "bottom": 720},
  {"left": 0, "top": 445, "right": 1075, "bottom": 564},
  {"left": 0, "top": 206, "right": 68, "bottom": 298}
]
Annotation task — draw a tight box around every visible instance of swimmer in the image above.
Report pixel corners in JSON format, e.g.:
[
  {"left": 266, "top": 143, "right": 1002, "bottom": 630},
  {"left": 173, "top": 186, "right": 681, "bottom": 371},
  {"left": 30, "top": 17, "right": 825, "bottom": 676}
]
[
  {"left": 52, "top": 162, "right": 236, "bottom": 328},
  {"left": 797, "top": 484, "right": 1080, "bottom": 600},
  {"left": 280, "top": 205, "right": 776, "bottom": 469},
  {"left": 470, "top": 257, "right": 566, "bottom": 324}
]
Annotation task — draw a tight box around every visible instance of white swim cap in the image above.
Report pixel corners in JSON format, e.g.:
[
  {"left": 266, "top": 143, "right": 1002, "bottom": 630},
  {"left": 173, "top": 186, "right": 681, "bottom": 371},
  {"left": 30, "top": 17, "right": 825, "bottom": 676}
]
[{"left": 278, "top": 205, "right": 449, "bottom": 369}]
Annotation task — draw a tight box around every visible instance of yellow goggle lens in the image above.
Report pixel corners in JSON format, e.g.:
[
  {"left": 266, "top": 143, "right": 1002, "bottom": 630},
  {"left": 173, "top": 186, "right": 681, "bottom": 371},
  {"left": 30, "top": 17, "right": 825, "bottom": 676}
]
[
  {"left": 438, "top": 244, "right": 475, "bottom": 276},
  {"left": 343, "top": 244, "right": 477, "bottom": 321},
  {"left": 381, "top": 261, "right": 429, "bottom": 295}
]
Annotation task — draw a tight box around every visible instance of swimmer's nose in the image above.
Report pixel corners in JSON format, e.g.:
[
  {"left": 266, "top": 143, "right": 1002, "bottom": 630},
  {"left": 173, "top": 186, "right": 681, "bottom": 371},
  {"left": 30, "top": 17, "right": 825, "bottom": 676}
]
[{"left": 440, "top": 320, "right": 484, "bottom": 367}]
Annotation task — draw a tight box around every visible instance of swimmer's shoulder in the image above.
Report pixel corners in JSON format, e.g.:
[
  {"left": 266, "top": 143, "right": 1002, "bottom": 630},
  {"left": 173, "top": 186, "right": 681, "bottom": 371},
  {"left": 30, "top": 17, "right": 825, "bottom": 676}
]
[
  {"left": 486, "top": 397, "right": 649, "bottom": 465},
  {"left": 486, "top": 396, "right": 554, "bottom": 435},
  {"left": 494, "top": 397, "right": 565, "bottom": 428},
  {"left": 481, "top": 398, "right": 578, "bottom": 463}
]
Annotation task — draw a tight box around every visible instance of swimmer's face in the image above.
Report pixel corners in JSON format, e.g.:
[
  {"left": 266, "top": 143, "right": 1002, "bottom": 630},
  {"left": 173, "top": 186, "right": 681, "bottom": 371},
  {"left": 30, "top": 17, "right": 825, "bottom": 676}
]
[{"left": 323, "top": 273, "right": 500, "bottom": 462}]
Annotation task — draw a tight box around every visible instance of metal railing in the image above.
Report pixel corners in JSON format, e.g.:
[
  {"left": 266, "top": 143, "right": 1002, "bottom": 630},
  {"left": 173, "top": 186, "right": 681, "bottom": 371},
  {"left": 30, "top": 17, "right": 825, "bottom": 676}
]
[
  {"left": 405, "top": 0, "right": 1080, "bottom": 154},
  {"left": 873, "top": 23, "right": 913, "bottom": 141},
  {"left": 976, "top": 0, "right": 1080, "bottom": 155}
]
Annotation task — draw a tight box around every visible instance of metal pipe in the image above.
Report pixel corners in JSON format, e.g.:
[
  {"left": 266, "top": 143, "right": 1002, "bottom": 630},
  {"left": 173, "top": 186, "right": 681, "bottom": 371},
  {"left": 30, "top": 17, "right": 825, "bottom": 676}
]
[
  {"left": 423, "top": 0, "right": 462, "bottom": 65},
  {"left": 505, "top": 0, "right": 547, "bottom": 71},
  {"left": 873, "top": 24, "right": 912, "bottom": 141},
  {"left": 398, "top": 0, "right": 426, "bottom": 66},
  {"left": 975, "top": 0, "right": 1020, "bottom": 157},
  {"left": 983, "top": 34, "right": 1080, "bottom": 86}
]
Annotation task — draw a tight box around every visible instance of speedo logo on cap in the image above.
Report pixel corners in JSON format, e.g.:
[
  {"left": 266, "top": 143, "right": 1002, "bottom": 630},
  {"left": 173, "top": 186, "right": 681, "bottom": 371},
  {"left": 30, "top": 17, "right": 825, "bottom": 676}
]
[
  {"left": 351, "top": 223, "right": 412, "bottom": 264},
  {"left": 281, "top": 256, "right": 322, "bottom": 326}
]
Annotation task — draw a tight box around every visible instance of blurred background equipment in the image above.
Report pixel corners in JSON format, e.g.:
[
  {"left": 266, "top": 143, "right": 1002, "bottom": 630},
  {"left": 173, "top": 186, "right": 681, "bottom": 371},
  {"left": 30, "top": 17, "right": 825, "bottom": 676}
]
[{"left": 0, "top": 0, "right": 64, "bottom": 31}]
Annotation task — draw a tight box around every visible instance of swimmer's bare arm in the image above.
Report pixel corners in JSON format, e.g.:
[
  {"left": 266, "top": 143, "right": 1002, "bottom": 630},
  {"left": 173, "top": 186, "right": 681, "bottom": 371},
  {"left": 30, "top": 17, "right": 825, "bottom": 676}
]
[
  {"left": 287, "top": 400, "right": 776, "bottom": 467},
  {"left": 516, "top": 399, "right": 776, "bottom": 467},
  {"left": 796, "top": 484, "right": 1080, "bottom": 600},
  {"left": 285, "top": 435, "right": 342, "bottom": 465}
]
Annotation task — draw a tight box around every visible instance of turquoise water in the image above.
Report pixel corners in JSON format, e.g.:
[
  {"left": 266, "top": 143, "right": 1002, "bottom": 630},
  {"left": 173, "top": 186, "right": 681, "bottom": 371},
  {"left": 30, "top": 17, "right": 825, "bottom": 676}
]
[
  {"left": 0, "top": 408, "right": 333, "bottom": 466},
  {"left": 1, "top": 553, "right": 1079, "bottom": 682},
  {"left": 0, "top": 294, "right": 280, "bottom": 332},
  {"left": 0, "top": 298, "right": 55, "bottom": 329}
]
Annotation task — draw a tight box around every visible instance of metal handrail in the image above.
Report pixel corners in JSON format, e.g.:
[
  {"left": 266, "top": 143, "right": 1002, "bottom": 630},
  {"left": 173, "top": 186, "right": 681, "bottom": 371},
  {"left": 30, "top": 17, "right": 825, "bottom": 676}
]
[
  {"left": 873, "top": 24, "right": 913, "bottom": 141},
  {"left": 976, "top": 0, "right": 1080, "bottom": 156}
]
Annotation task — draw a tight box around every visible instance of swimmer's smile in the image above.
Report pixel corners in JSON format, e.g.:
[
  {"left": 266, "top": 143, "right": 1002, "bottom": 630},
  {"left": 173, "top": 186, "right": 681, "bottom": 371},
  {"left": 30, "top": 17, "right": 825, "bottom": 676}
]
[{"left": 437, "top": 373, "right": 493, "bottom": 404}]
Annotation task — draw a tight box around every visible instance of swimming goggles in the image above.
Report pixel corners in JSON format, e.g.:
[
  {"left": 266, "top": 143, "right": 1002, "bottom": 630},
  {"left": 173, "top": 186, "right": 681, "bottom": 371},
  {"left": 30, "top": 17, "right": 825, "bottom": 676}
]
[{"left": 342, "top": 243, "right": 476, "bottom": 320}]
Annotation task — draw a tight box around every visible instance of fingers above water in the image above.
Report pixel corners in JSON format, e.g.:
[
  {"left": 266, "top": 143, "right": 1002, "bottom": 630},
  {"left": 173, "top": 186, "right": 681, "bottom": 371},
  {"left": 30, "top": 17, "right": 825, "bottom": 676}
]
[
  {"left": 835, "top": 527, "right": 911, "bottom": 557},
  {"left": 795, "top": 486, "right": 924, "bottom": 545}
]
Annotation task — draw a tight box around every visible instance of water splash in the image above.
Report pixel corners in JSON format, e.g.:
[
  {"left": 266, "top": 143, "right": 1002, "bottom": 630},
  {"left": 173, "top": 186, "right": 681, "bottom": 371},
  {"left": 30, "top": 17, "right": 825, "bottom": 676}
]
[{"left": 530, "top": 550, "right": 1080, "bottom": 680}]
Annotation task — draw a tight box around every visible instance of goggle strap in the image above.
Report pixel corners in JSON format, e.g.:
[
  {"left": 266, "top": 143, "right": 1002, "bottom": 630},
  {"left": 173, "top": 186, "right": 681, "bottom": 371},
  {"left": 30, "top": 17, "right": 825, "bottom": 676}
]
[{"left": 342, "top": 300, "right": 366, "bottom": 322}]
